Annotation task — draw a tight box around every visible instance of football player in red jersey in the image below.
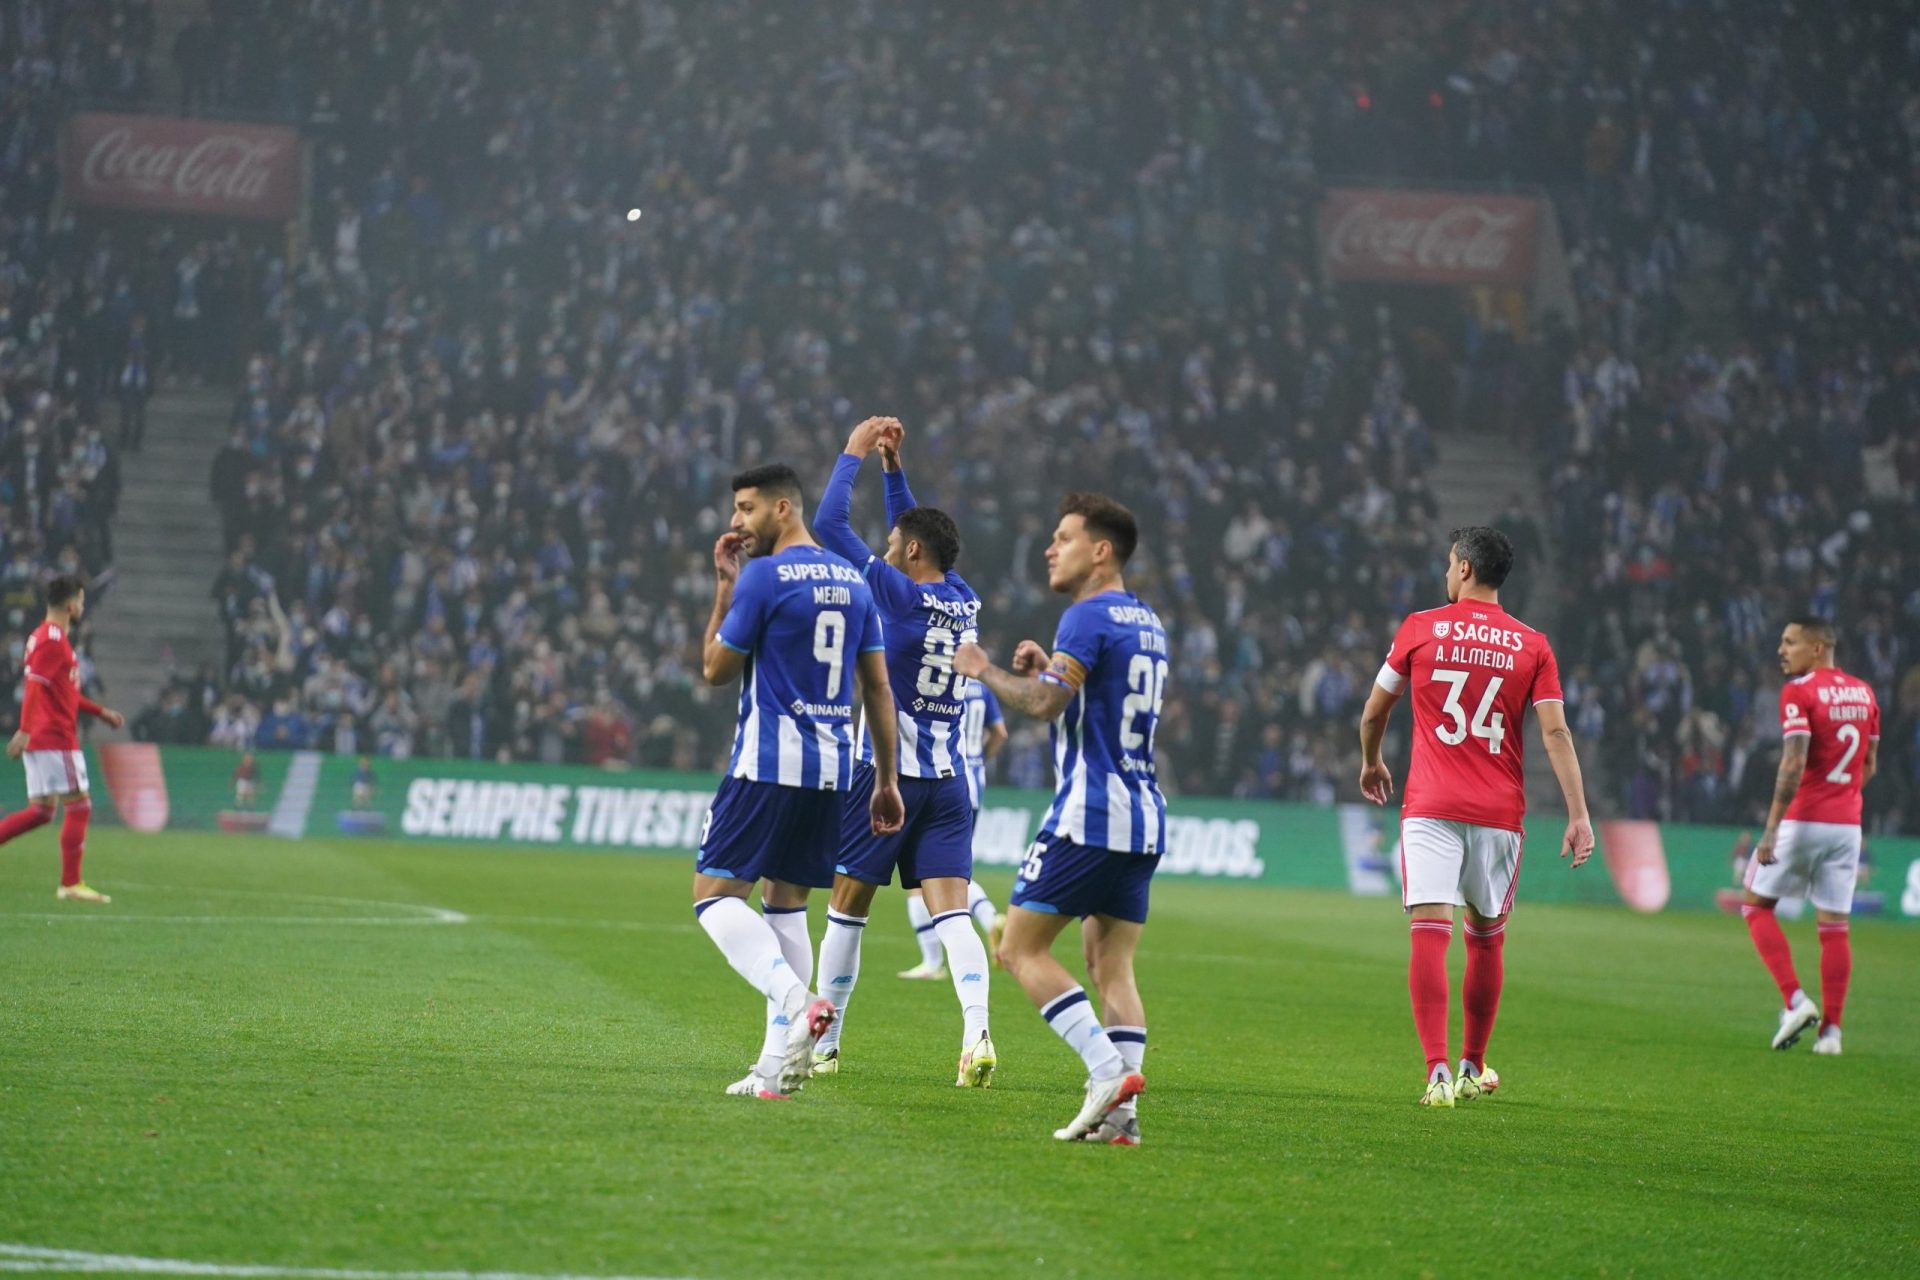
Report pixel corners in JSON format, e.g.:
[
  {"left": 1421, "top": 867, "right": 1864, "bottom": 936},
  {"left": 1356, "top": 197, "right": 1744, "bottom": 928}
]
[
  {"left": 1, "top": 575, "right": 124, "bottom": 902},
  {"left": 1742, "top": 616, "right": 1879, "bottom": 1056},
  {"left": 1358, "top": 527, "right": 1594, "bottom": 1107}
]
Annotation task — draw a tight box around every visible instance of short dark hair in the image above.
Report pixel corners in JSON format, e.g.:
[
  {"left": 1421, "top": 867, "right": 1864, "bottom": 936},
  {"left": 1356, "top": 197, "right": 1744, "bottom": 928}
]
[
  {"left": 1786, "top": 614, "right": 1837, "bottom": 648},
  {"left": 1061, "top": 492, "right": 1139, "bottom": 565},
  {"left": 895, "top": 506, "right": 961, "bottom": 573},
  {"left": 1449, "top": 526, "right": 1514, "bottom": 589},
  {"left": 45, "top": 574, "right": 86, "bottom": 608},
  {"left": 731, "top": 464, "right": 803, "bottom": 505}
]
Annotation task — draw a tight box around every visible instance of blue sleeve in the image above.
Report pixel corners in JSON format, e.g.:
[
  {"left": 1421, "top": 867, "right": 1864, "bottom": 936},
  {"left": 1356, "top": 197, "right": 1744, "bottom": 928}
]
[
  {"left": 856, "top": 591, "right": 886, "bottom": 654},
  {"left": 980, "top": 683, "right": 1004, "bottom": 728},
  {"left": 815, "top": 454, "right": 875, "bottom": 567},
  {"left": 1039, "top": 601, "right": 1104, "bottom": 690},
  {"left": 883, "top": 466, "right": 919, "bottom": 524},
  {"left": 716, "top": 560, "right": 772, "bottom": 653}
]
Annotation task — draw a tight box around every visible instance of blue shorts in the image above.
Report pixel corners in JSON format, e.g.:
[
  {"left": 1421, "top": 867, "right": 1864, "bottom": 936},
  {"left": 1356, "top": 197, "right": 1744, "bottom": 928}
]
[
  {"left": 1009, "top": 832, "right": 1160, "bottom": 923},
  {"left": 835, "top": 764, "right": 974, "bottom": 889},
  {"left": 695, "top": 776, "right": 843, "bottom": 889}
]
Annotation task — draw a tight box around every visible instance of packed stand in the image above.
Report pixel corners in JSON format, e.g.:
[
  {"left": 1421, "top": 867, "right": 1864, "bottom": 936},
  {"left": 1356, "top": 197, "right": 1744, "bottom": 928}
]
[
  {"left": 1391, "top": 0, "right": 1920, "bottom": 833},
  {"left": 0, "top": 0, "right": 191, "bottom": 738},
  {"left": 166, "top": 0, "right": 1920, "bottom": 834}
]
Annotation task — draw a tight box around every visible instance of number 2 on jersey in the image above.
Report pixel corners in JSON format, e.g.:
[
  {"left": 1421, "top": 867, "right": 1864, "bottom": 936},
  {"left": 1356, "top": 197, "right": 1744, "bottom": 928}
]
[
  {"left": 1121, "top": 654, "right": 1168, "bottom": 752},
  {"left": 1432, "top": 669, "right": 1505, "bottom": 754},
  {"left": 1826, "top": 723, "right": 1862, "bottom": 784}
]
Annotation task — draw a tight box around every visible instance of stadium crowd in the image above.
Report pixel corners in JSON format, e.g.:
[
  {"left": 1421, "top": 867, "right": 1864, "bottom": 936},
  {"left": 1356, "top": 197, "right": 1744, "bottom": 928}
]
[
  {"left": 80, "top": 0, "right": 1920, "bottom": 834},
  {"left": 0, "top": 1, "right": 188, "bottom": 726}
]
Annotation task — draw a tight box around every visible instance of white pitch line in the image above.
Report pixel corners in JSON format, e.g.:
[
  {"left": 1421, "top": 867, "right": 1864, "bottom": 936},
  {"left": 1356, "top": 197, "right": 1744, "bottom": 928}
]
[
  {"left": 0, "top": 1245, "right": 688, "bottom": 1280},
  {"left": 0, "top": 884, "right": 467, "bottom": 927}
]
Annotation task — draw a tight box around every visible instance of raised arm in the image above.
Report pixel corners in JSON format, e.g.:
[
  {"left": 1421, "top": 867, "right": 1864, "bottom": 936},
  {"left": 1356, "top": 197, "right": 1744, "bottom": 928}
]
[
  {"left": 814, "top": 451, "right": 875, "bottom": 566},
  {"left": 878, "top": 426, "right": 919, "bottom": 523}
]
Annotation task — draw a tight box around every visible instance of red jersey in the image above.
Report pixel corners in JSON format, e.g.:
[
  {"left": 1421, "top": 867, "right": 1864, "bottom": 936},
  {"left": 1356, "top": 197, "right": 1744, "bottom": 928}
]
[
  {"left": 21, "top": 619, "right": 87, "bottom": 750},
  {"left": 1379, "top": 601, "right": 1564, "bottom": 833},
  {"left": 1779, "top": 667, "right": 1879, "bottom": 826}
]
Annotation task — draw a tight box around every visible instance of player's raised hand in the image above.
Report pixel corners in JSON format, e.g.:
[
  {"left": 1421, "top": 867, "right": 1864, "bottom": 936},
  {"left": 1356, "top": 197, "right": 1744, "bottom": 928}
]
[
  {"left": 877, "top": 421, "right": 905, "bottom": 471},
  {"left": 1358, "top": 760, "right": 1394, "bottom": 805},
  {"left": 870, "top": 776, "right": 906, "bottom": 835},
  {"left": 1562, "top": 815, "right": 1596, "bottom": 868},
  {"left": 1011, "top": 640, "right": 1049, "bottom": 675},
  {"left": 713, "top": 532, "right": 746, "bottom": 583},
  {"left": 845, "top": 416, "right": 899, "bottom": 458},
  {"left": 953, "top": 642, "right": 989, "bottom": 680}
]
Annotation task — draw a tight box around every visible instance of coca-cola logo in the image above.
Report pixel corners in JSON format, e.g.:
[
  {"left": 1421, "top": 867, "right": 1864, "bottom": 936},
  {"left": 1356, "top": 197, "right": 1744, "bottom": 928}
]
[
  {"left": 80, "top": 127, "right": 285, "bottom": 205},
  {"left": 1327, "top": 200, "right": 1522, "bottom": 274}
]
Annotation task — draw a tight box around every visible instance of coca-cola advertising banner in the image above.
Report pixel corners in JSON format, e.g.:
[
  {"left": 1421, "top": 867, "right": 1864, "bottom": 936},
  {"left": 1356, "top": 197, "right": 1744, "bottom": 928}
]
[
  {"left": 61, "top": 112, "right": 300, "bottom": 221},
  {"left": 1320, "top": 187, "right": 1539, "bottom": 287}
]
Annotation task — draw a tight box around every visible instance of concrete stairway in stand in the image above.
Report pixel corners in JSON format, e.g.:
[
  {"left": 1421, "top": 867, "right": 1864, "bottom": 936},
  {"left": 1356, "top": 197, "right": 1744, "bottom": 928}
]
[
  {"left": 92, "top": 386, "right": 232, "bottom": 720},
  {"left": 1426, "top": 429, "right": 1587, "bottom": 815}
]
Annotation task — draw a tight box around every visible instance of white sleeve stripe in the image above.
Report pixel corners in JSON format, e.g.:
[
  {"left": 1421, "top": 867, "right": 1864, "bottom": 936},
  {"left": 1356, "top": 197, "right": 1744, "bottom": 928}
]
[
  {"left": 23, "top": 672, "right": 52, "bottom": 686},
  {"left": 1531, "top": 697, "right": 1564, "bottom": 706},
  {"left": 1375, "top": 663, "right": 1406, "bottom": 695},
  {"left": 1781, "top": 729, "right": 1812, "bottom": 738}
]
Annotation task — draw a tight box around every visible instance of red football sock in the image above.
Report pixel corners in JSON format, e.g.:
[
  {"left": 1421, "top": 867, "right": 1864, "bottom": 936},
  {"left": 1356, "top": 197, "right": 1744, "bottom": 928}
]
[
  {"left": 59, "top": 799, "right": 91, "bottom": 888},
  {"left": 1742, "top": 904, "right": 1801, "bottom": 1007},
  {"left": 0, "top": 804, "right": 53, "bottom": 846},
  {"left": 1817, "top": 921, "right": 1851, "bottom": 1030},
  {"left": 1408, "top": 919, "right": 1454, "bottom": 1074},
  {"left": 1462, "top": 919, "right": 1506, "bottom": 1071}
]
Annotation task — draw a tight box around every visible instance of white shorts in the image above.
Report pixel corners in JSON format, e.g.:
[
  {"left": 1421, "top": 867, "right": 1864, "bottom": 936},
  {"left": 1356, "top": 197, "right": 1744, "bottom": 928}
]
[
  {"left": 1746, "top": 820, "right": 1860, "bottom": 915},
  {"left": 1400, "top": 817, "right": 1523, "bottom": 916},
  {"left": 23, "top": 749, "right": 89, "bottom": 800}
]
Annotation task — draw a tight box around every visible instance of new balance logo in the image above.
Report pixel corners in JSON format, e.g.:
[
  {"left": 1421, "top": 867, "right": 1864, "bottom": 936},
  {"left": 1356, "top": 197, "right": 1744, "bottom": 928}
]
[
  {"left": 830, "top": 975, "right": 854, "bottom": 985},
  {"left": 961, "top": 973, "right": 983, "bottom": 983}
]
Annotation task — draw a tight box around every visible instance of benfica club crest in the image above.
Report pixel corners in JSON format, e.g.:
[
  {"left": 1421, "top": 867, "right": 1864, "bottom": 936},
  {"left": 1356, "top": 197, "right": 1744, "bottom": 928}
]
[{"left": 1431, "top": 621, "right": 1452, "bottom": 640}]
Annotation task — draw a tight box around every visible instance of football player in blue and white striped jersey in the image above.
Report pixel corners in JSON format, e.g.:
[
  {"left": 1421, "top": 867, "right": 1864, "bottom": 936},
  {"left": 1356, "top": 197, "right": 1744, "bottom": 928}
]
[
  {"left": 693, "top": 463, "right": 904, "bottom": 1100},
  {"left": 809, "top": 418, "right": 997, "bottom": 1087},
  {"left": 955, "top": 492, "right": 1167, "bottom": 1143}
]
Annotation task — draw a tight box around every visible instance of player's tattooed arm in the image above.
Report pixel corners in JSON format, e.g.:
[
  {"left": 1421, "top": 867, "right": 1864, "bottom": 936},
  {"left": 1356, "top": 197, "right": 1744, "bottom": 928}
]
[
  {"left": 1534, "top": 700, "right": 1595, "bottom": 868},
  {"left": 1755, "top": 735, "right": 1809, "bottom": 865},
  {"left": 954, "top": 641, "right": 1073, "bottom": 722}
]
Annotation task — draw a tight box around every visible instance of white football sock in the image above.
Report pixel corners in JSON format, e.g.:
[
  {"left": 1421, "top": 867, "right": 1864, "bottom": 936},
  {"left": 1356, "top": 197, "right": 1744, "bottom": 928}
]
[
  {"left": 695, "top": 896, "right": 805, "bottom": 1014},
  {"left": 906, "top": 894, "right": 944, "bottom": 967},
  {"left": 1108, "top": 1024, "right": 1145, "bottom": 1116},
  {"left": 815, "top": 909, "right": 866, "bottom": 1051},
  {"left": 966, "top": 880, "right": 997, "bottom": 933},
  {"left": 1040, "top": 986, "right": 1123, "bottom": 1080},
  {"left": 932, "top": 909, "right": 991, "bottom": 1046},
  {"left": 756, "top": 905, "right": 813, "bottom": 1079}
]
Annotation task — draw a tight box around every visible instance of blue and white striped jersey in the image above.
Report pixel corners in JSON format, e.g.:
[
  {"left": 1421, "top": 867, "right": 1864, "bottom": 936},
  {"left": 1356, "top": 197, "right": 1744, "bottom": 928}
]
[
  {"left": 960, "top": 679, "right": 1004, "bottom": 808},
  {"left": 716, "top": 545, "right": 884, "bottom": 791},
  {"left": 1035, "top": 591, "right": 1170, "bottom": 854},
  {"left": 817, "top": 453, "right": 982, "bottom": 782}
]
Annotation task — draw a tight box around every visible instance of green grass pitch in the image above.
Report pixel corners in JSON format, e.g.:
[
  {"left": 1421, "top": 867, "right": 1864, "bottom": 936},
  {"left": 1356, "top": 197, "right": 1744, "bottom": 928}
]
[{"left": 2, "top": 830, "right": 1916, "bottom": 1278}]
